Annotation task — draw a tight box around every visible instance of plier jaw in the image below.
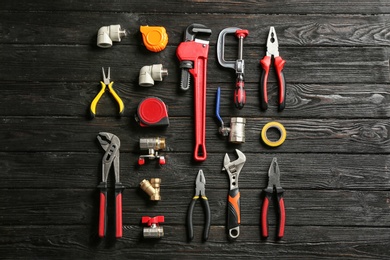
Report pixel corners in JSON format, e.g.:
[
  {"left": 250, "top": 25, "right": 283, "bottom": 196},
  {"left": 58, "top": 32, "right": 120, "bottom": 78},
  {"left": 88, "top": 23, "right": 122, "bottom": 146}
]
[
  {"left": 265, "top": 26, "right": 280, "bottom": 57},
  {"left": 261, "top": 158, "right": 286, "bottom": 239}
]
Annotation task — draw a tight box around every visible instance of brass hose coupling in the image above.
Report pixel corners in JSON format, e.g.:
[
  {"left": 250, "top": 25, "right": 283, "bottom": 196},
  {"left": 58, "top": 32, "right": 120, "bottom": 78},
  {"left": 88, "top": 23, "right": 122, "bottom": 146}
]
[{"left": 140, "top": 178, "right": 161, "bottom": 201}]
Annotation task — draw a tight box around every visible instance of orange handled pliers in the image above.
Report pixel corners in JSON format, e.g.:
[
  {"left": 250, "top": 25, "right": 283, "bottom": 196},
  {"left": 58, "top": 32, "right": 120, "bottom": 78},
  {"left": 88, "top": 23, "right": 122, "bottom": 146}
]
[{"left": 260, "top": 27, "right": 286, "bottom": 111}]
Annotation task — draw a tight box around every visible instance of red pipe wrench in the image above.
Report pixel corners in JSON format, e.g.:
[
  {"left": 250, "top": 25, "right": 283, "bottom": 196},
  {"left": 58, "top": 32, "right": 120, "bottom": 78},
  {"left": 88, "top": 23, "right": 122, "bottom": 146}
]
[{"left": 176, "top": 24, "right": 212, "bottom": 161}]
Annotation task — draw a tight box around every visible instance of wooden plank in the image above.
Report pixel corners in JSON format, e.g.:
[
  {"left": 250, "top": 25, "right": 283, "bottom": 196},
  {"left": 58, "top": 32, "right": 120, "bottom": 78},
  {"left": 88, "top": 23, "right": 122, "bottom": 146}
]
[
  {"left": 2, "top": 0, "right": 390, "bottom": 14},
  {"left": 2, "top": 152, "right": 390, "bottom": 190},
  {"left": 2, "top": 12, "right": 390, "bottom": 46},
  {"left": 0, "top": 45, "right": 388, "bottom": 84},
  {"left": 0, "top": 225, "right": 389, "bottom": 259},
  {"left": 2, "top": 82, "right": 390, "bottom": 119},
  {"left": 0, "top": 117, "right": 389, "bottom": 153},
  {"left": 0, "top": 189, "right": 389, "bottom": 227}
]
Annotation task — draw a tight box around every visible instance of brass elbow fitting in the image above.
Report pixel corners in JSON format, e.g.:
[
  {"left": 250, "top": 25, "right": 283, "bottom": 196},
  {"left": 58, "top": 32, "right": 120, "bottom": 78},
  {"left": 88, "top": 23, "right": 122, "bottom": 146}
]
[{"left": 140, "top": 178, "right": 161, "bottom": 201}]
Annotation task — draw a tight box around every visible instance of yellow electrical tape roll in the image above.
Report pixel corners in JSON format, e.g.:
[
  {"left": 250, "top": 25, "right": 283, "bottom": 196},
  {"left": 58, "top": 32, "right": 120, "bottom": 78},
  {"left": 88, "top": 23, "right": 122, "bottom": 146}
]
[{"left": 261, "top": 122, "right": 286, "bottom": 147}]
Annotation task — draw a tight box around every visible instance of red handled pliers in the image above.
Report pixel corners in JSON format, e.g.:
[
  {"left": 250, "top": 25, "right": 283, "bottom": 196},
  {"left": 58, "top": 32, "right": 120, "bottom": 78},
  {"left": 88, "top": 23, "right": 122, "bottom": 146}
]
[
  {"left": 260, "top": 27, "right": 286, "bottom": 111},
  {"left": 261, "top": 157, "right": 286, "bottom": 239}
]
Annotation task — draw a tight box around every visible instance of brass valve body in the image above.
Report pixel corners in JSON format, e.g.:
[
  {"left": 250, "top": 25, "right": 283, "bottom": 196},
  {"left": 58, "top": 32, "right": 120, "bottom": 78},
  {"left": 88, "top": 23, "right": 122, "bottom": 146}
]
[{"left": 140, "top": 178, "right": 161, "bottom": 201}]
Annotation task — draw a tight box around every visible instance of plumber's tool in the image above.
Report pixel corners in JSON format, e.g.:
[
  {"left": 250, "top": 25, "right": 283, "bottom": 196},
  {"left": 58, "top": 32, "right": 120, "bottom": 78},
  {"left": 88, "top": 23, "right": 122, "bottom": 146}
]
[
  {"left": 97, "top": 132, "right": 124, "bottom": 238},
  {"left": 97, "top": 25, "right": 126, "bottom": 48},
  {"left": 260, "top": 26, "right": 286, "bottom": 111},
  {"left": 222, "top": 149, "right": 246, "bottom": 240},
  {"left": 217, "top": 27, "right": 249, "bottom": 110},
  {"left": 135, "top": 97, "right": 169, "bottom": 127},
  {"left": 261, "top": 121, "right": 286, "bottom": 147},
  {"left": 139, "top": 64, "right": 168, "bottom": 87},
  {"left": 90, "top": 67, "right": 124, "bottom": 118},
  {"left": 187, "top": 169, "right": 211, "bottom": 242},
  {"left": 140, "top": 178, "right": 161, "bottom": 201},
  {"left": 215, "top": 87, "right": 246, "bottom": 143},
  {"left": 176, "top": 24, "right": 212, "bottom": 161},
  {"left": 261, "top": 157, "right": 286, "bottom": 239},
  {"left": 140, "top": 26, "right": 168, "bottom": 52},
  {"left": 142, "top": 216, "right": 165, "bottom": 238},
  {"left": 138, "top": 137, "right": 166, "bottom": 165}
]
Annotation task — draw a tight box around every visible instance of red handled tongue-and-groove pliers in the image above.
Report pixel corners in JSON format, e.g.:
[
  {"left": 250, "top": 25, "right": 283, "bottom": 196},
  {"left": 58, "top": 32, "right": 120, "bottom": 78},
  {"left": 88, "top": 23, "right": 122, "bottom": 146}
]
[
  {"left": 260, "top": 27, "right": 286, "bottom": 111},
  {"left": 261, "top": 157, "right": 286, "bottom": 239},
  {"left": 97, "top": 132, "right": 125, "bottom": 238}
]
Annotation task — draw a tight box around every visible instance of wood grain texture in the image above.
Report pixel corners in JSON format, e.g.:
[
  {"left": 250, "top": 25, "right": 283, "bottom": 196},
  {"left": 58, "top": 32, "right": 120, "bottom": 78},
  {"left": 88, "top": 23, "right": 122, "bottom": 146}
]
[{"left": 2, "top": 0, "right": 390, "bottom": 258}]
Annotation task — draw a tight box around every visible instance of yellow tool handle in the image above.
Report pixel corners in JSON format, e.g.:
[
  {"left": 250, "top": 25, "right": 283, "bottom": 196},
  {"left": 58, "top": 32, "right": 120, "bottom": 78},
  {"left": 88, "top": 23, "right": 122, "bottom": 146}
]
[
  {"left": 90, "top": 82, "right": 106, "bottom": 118},
  {"left": 107, "top": 81, "right": 124, "bottom": 116}
]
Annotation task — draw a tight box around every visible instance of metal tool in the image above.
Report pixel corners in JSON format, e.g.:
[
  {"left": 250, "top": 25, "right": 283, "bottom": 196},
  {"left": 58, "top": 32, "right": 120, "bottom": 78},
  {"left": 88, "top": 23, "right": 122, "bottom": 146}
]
[
  {"left": 260, "top": 26, "right": 286, "bottom": 111},
  {"left": 176, "top": 24, "right": 212, "bottom": 161},
  {"left": 222, "top": 149, "right": 246, "bottom": 239},
  {"left": 142, "top": 216, "right": 165, "bottom": 238},
  {"left": 90, "top": 67, "right": 124, "bottom": 118},
  {"left": 217, "top": 27, "right": 249, "bottom": 109},
  {"left": 215, "top": 87, "right": 246, "bottom": 143},
  {"left": 187, "top": 170, "right": 211, "bottom": 242},
  {"left": 138, "top": 137, "right": 166, "bottom": 165},
  {"left": 97, "top": 132, "right": 125, "bottom": 238},
  {"left": 261, "top": 157, "right": 286, "bottom": 239}
]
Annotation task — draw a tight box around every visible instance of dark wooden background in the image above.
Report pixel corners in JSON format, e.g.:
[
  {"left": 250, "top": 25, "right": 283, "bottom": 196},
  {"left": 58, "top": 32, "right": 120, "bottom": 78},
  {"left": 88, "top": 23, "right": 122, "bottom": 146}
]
[{"left": 1, "top": 0, "right": 390, "bottom": 259}]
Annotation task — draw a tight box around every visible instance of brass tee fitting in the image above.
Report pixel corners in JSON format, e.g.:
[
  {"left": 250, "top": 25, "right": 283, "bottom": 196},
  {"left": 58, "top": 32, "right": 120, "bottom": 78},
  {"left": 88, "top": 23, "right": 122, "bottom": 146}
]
[{"left": 140, "top": 178, "right": 161, "bottom": 201}]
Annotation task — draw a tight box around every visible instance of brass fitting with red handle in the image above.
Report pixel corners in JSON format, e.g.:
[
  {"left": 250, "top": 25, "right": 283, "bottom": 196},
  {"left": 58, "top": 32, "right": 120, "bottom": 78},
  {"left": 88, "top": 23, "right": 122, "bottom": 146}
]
[{"left": 176, "top": 24, "right": 212, "bottom": 162}]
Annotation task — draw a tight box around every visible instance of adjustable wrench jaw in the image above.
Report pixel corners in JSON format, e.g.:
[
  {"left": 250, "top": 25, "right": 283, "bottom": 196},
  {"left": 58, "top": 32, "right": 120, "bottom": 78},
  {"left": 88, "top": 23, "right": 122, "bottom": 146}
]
[{"left": 222, "top": 149, "right": 246, "bottom": 190}]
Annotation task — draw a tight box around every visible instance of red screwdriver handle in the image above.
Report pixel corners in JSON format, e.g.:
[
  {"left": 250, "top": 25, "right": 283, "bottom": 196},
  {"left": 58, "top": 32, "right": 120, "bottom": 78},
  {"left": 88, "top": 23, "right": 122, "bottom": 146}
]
[
  {"left": 98, "top": 183, "right": 107, "bottom": 238},
  {"left": 234, "top": 74, "right": 246, "bottom": 109},
  {"left": 260, "top": 56, "right": 271, "bottom": 110},
  {"left": 115, "top": 186, "right": 123, "bottom": 238},
  {"left": 274, "top": 56, "right": 286, "bottom": 111}
]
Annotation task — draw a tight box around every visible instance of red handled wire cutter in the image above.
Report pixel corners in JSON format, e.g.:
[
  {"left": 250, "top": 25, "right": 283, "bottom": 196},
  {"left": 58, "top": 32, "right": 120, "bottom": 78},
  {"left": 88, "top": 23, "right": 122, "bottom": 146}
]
[
  {"left": 260, "top": 27, "right": 286, "bottom": 111},
  {"left": 97, "top": 132, "right": 125, "bottom": 238},
  {"left": 261, "top": 157, "right": 286, "bottom": 239}
]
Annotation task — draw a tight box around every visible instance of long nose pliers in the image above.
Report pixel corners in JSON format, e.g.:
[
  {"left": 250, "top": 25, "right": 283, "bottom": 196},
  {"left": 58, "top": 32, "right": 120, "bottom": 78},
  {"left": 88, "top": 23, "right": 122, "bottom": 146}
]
[
  {"left": 261, "top": 157, "right": 286, "bottom": 239},
  {"left": 187, "top": 169, "right": 211, "bottom": 241},
  {"left": 97, "top": 132, "right": 125, "bottom": 238},
  {"left": 90, "top": 67, "right": 124, "bottom": 118},
  {"left": 260, "top": 27, "right": 286, "bottom": 111}
]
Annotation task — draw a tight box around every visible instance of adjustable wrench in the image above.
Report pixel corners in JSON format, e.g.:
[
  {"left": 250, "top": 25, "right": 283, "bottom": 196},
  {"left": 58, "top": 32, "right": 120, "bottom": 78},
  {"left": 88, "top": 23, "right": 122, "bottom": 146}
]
[
  {"left": 176, "top": 24, "right": 212, "bottom": 161},
  {"left": 222, "top": 149, "right": 246, "bottom": 239}
]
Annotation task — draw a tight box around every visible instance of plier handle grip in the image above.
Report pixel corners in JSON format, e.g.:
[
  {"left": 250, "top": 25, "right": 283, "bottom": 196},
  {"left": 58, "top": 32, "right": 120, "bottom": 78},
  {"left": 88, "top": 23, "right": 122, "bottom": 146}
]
[
  {"left": 90, "top": 67, "right": 124, "bottom": 118},
  {"left": 260, "top": 27, "right": 286, "bottom": 111}
]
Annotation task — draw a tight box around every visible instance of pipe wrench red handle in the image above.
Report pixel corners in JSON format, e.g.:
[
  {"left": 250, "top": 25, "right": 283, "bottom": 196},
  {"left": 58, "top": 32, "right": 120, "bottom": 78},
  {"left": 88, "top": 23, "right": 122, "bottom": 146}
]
[{"left": 176, "top": 24, "right": 211, "bottom": 161}]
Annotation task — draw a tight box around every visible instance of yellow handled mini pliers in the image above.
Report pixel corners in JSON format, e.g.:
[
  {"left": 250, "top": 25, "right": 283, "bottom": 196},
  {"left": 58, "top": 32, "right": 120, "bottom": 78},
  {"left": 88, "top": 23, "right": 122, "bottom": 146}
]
[{"left": 90, "top": 67, "right": 124, "bottom": 118}]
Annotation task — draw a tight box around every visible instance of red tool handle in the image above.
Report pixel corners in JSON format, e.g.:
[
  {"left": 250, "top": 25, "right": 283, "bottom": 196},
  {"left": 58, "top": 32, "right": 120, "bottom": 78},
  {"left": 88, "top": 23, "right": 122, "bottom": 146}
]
[
  {"left": 115, "top": 187, "right": 123, "bottom": 238},
  {"left": 98, "top": 186, "right": 107, "bottom": 238},
  {"left": 260, "top": 56, "right": 271, "bottom": 111},
  {"left": 274, "top": 56, "right": 286, "bottom": 111},
  {"left": 234, "top": 75, "right": 246, "bottom": 110},
  {"left": 227, "top": 188, "right": 241, "bottom": 239},
  {"left": 261, "top": 192, "right": 285, "bottom": 238},
  {"left": 260, "top": 56, "right": 286, "bottom": 111}
]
